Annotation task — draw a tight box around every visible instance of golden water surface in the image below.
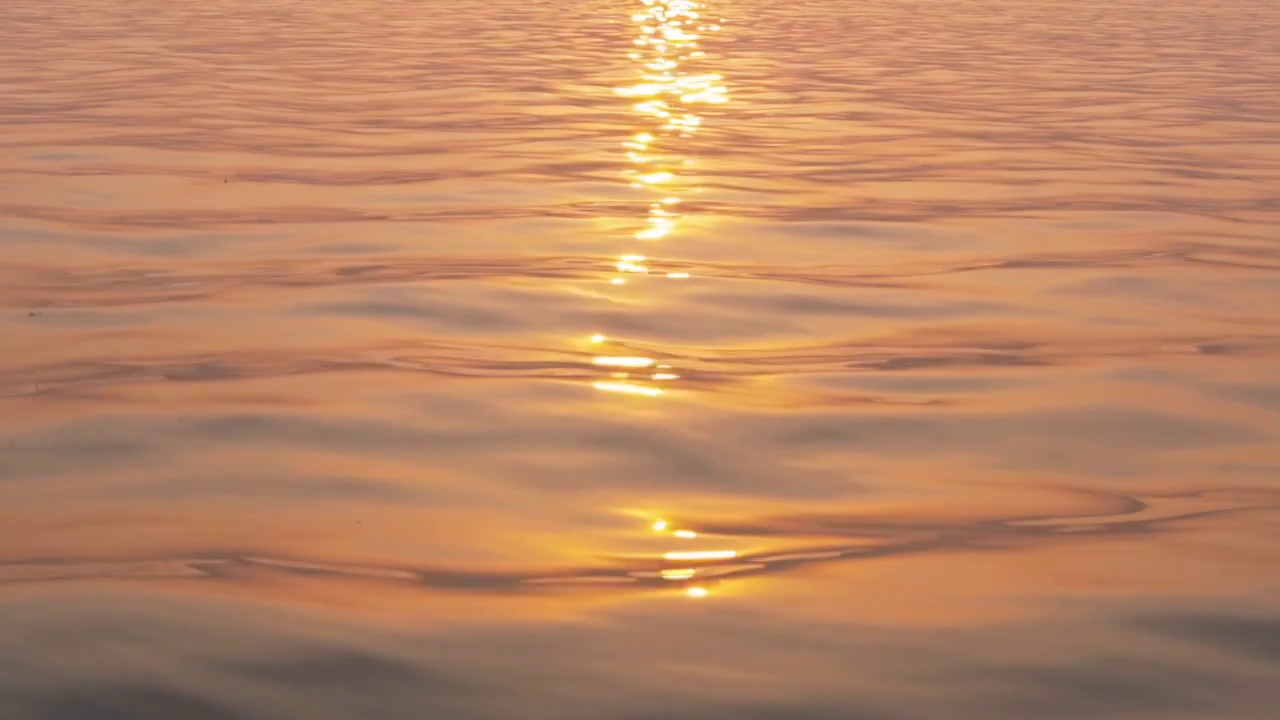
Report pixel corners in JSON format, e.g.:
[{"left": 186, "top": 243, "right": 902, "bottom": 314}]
[{"left": 2, "top": 0, "right": 1279, "bottom": 717}]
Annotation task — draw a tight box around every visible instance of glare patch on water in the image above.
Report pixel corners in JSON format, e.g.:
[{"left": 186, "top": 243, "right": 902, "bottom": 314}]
[
  {"left": 592, "top": 381, "right": 664, "bottom": 397},
  {"left": 663, "top": 550, "right": 737, "bottom": 561},
  {"left": 588, "top": 0, "right": 724, "bottom": 401}
]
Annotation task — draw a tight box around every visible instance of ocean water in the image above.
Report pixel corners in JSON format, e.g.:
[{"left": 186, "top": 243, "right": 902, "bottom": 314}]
[{"left": 1, "top": 0, "right": 1279, "bottom": 717}]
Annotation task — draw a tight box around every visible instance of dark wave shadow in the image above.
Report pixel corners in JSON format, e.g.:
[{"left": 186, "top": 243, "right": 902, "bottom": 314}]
[
  {"left": 4, "top": 195, "right": 1280, "bottom": 230},
  {"left": 0, "top": 489, "right": 1273, "bottom": 595},
  {"left": 3, "top": 242, "right": 1276, "bottom": 310},
  {"left": 3, "top": 329, "right": 1279, "bottom": 404}
]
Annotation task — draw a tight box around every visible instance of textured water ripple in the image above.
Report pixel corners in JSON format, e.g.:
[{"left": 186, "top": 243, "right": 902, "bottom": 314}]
[
  {"left": 2, "top": 0, "right": 1280, "bottom": 715},
  {"left": 2, "top": 244, "right": 1278, "bottom": 309},
  {"left": 3, "top": 330, "right": 1278, "bottom": 404},
  {"left": 1, "top": 489, "right": 1273, "bottom": 593}
]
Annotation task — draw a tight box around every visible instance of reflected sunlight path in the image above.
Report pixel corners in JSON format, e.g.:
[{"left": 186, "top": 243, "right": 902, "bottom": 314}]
[
  {"left": 588, "top": 0, "right": 726, "bottom": 402},
  {"left": 581, "top": 0, "right": 731, "bottom": 598}
]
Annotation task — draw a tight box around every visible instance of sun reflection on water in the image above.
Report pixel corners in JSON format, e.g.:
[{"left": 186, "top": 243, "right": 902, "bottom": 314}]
[
  {"left": 617, "top": 0, "right": 724, "bottom": 252},
  {"left": 585, "top": 1, "right": 730, "bottom": 598},
  {"left": 588, "top": 0, "right": 725, "bottom": 402},
  {"left": 645, "top": 515, "right": 741, "bottom": 598}
]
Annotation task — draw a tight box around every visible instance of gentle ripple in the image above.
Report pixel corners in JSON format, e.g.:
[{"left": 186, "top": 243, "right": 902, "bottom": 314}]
[{"left": 2, "top": 0, "right": 1279, "bottom": 718}]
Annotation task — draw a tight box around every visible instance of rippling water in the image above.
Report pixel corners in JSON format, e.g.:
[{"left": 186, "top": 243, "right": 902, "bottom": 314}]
[{"left": 3, "top": 0, "right": 1280, "bottom": 717}]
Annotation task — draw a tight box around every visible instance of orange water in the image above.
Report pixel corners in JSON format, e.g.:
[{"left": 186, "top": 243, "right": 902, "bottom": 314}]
[{"left": 2, "top": 0, "right": 1279, "bottom": 717}]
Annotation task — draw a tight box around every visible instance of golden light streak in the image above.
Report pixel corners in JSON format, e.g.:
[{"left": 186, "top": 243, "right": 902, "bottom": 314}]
[
  {"left": 593, "top": 381, "right": 664, "bottom": 397},
  {"left": 635, "top": 227, "right": 670, "bottom": 241},
  {"left": 592, "top": 356, "right": 655, "bottom": 368},
  {"left": 620, "top": 0, "right": 726, "bottom": 264},
  {"left": 616, "top": 83, "right": 667, "bottom": 97},
  {"left": 583, "top": 0, "right": 725, "bottom": 403},
  {"left": 637, "top": 171, "right": 674, "bottom": 184},
  {"left": 663, "top": 550, "right": 737, "bottom": 561}
]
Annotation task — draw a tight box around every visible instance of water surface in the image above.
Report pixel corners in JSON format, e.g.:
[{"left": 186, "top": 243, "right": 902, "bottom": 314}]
[{"left": 2, "top": 0, "right": 1279, "bottom": 717}]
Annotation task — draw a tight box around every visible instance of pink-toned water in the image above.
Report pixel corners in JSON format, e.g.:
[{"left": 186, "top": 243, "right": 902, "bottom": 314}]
[{"left": 2, "top": 0, "right": 1279, "bottom": 717}]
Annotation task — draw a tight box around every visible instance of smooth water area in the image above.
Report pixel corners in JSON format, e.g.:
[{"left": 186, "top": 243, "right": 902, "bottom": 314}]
[{"left": 1, "top": 0, "right": 1279, "bottom": 717}]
